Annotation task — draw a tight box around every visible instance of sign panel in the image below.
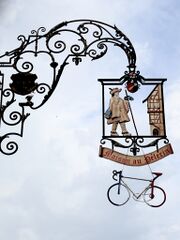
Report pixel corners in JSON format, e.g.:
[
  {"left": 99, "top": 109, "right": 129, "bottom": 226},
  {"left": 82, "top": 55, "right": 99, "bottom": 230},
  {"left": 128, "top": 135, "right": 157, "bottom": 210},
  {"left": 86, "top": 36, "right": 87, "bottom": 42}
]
[{"left": 99, "top": 144, "right": 173, "bottom": 166}]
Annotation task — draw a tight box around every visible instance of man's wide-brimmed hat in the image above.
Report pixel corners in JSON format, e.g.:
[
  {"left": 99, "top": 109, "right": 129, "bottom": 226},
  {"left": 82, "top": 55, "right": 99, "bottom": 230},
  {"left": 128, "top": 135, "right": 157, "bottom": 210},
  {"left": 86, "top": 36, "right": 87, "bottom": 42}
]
[{"left": 109, "top": 88, "right": 122, "bottom": 95}]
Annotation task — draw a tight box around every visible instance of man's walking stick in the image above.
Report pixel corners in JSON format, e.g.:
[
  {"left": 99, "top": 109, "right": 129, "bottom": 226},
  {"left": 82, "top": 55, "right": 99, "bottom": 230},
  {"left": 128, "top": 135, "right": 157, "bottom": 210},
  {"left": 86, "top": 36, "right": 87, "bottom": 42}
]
[{"left": 125, "top": 90, "right": 138, "bottom": 136}]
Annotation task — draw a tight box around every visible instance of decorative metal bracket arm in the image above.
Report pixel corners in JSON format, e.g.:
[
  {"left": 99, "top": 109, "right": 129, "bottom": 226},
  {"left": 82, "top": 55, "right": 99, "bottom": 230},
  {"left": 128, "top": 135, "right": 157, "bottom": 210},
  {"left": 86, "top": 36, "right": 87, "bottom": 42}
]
[{"left": 0, "top": 19, "right": 137, "bottom": 155}]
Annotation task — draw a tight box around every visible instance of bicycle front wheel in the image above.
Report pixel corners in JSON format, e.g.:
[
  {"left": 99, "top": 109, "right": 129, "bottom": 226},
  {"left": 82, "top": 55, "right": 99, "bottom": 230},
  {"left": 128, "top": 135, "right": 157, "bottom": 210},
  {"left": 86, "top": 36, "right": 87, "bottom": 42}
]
[
  {"left": 107, "top": 183, "right": 130, "bottom": 206},
  {"left": 143, "top": 186, "right": 166, "bottom": 207}
]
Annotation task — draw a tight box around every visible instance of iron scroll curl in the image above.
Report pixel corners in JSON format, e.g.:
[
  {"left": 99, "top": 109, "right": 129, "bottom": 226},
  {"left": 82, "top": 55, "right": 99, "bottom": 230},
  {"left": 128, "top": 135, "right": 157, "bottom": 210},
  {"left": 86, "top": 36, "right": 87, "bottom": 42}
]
[{"left": 0, "top": 19, "right": 137, "bottom": 155}]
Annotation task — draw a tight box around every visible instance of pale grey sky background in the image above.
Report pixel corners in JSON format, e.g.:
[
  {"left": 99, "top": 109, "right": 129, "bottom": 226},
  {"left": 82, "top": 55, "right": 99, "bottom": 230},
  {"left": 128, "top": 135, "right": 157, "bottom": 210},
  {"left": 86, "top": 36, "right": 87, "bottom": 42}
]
[{"left": 0, "top": 0, "right": 180, "bottom": 240}]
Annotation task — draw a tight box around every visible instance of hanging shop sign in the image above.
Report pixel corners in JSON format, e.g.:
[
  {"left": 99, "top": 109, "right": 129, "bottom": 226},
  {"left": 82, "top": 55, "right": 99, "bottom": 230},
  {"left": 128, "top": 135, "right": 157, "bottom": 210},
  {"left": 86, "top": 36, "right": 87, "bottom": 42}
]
[{"left": 98, "top": 75, "right": 174, "bottom": 165}]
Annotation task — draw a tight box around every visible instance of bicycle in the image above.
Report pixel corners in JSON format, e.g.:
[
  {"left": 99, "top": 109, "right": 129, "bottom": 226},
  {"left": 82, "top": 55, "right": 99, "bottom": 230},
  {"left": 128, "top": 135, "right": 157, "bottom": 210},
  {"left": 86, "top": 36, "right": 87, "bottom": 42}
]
[{"left": 107, "top": 170, "right": 166, "bottom": 207}]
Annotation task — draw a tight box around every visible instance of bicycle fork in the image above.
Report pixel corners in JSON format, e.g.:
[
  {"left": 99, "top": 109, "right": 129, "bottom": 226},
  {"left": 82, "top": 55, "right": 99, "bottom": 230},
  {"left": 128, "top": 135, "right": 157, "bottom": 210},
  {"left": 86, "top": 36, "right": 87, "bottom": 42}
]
[
  {"left": 150, "top": 180, "right": 155, "bottom": 199},
  {"left": 117, "top": 171, "right": 123, "bottom": 195}
]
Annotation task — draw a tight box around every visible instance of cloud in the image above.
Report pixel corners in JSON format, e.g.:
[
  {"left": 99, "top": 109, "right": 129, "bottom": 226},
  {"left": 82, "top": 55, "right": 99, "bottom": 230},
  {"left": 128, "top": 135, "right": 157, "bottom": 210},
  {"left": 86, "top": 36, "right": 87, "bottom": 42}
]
[
  {"left": 0, "top": 0, "right": 8, "bottom": 12},
  {"left": 0, "top": 1, "right": 180, "bottom": 240},
  {"left": 18, "top": 228, "right": 39, "bottom": 240},
  {"left": 0, "top": 0, "right": 23, "bottom": 23}
]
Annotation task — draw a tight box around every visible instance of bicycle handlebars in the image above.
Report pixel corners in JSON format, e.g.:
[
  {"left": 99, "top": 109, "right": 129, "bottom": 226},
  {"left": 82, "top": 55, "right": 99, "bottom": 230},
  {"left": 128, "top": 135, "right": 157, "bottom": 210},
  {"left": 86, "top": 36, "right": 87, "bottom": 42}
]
[
  {"left": 112, "top": 170, "right": 163, "bottom": 182},
  {"left": 112, "top": 170, "right": 122, "bottom": 181}
]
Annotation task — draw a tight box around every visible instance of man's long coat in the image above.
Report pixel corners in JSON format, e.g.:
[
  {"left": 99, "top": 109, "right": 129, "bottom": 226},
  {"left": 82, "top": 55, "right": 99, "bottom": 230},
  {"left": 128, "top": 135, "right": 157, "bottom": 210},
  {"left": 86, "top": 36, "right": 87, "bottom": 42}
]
[{"left": 107, "top": 97, "right": 130, "bottom": 124}]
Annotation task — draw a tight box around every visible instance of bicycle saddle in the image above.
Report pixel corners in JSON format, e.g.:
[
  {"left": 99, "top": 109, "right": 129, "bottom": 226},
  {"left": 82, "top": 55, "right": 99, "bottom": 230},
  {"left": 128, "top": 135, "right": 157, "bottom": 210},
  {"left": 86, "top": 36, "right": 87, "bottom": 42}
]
[{"left": 152, "top": 172, "right": 162, "bottom": 176}]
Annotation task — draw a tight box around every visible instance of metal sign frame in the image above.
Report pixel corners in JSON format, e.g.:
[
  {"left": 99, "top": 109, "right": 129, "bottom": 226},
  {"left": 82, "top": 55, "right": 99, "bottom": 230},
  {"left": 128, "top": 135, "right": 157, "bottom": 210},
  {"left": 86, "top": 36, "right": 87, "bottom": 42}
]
[{"left": 98, "top": 75, "right": 171, "bottom": 158}]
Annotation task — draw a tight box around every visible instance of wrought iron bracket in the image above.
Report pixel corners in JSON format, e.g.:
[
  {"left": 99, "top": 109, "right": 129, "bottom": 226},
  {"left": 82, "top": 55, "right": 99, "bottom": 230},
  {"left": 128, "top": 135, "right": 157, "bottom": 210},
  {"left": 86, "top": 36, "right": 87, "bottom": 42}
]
[{"left": 0, "top": 19, "right": 138, "bottom": 155}]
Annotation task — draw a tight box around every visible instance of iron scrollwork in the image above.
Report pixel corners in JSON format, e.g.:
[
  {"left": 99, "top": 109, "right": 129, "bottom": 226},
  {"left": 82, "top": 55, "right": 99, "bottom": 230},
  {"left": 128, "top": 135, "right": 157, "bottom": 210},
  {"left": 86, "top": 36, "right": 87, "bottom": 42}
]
[{"left": 0, "top": 19, "right": 137, "bottom": 155}]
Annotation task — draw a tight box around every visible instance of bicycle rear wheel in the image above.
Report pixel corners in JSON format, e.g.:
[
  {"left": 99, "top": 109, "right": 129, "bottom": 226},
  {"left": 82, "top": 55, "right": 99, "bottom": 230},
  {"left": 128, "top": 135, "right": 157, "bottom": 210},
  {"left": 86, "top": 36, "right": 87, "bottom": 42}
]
[
  {"left": 143, "top": 186, "right": 166, "bottom": 207},
  {"left": 107, "top": 183, "right": 130, "bottom": 206}
]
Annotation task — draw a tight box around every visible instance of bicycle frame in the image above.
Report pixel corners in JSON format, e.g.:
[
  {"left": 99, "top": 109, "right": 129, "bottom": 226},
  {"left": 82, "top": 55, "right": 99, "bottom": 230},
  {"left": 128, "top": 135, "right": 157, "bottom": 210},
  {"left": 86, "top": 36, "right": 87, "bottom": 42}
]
[
  {"left": 120, "top": 178, "right": 150, "bottom": 201},
  {"left": 113, "top": 170, "right": 162, "bottom": 200}
]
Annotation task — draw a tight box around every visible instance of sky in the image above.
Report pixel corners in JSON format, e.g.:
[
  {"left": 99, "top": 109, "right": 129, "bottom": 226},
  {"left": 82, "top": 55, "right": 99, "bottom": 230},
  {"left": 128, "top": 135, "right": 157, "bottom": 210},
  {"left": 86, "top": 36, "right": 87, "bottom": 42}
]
[{"left": 0, "top": 0, "right": 180, "bottom": 239}]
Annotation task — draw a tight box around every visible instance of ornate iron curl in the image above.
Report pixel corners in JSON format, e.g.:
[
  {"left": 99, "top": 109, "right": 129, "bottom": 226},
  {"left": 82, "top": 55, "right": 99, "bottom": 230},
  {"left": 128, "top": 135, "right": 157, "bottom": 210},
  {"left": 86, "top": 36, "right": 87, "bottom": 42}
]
[
  {"left": 100, "top": 136, "right": 170, "bottom": 157},
  {"left": 0, "top": 134, "right": 19, "bottom": 155},
  {"left": 0, "top": 19, "right": 137, "bottom": 155}
]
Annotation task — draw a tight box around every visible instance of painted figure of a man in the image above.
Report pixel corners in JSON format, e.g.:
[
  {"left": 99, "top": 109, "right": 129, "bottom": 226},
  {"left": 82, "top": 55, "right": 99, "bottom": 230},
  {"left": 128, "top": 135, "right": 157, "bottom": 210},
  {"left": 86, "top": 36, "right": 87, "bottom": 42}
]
[{"left": 107, "top": 88, "right": 131, "bottom": 136}]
